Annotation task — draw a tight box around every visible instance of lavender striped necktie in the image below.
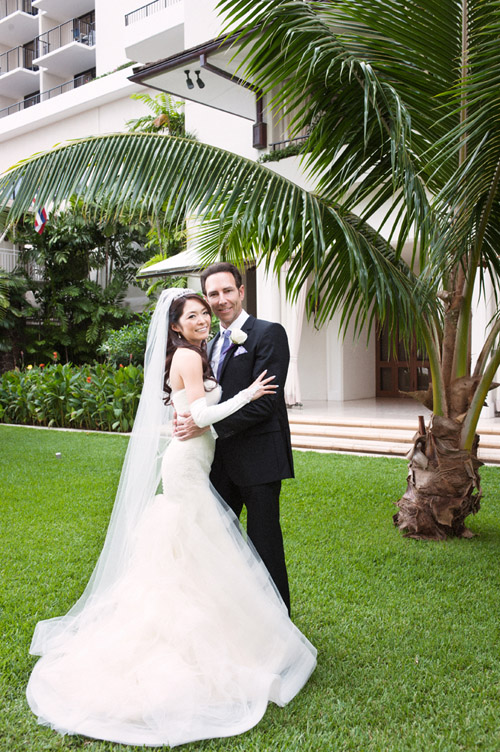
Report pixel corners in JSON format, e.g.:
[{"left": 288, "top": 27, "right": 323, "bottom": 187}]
[{"left": 217, "top": 329, "right": 232, "bottom": 379}]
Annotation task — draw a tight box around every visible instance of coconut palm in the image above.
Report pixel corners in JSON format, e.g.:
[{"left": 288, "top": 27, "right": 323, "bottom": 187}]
[{"left": 0, "top": 0, "right": 499, "bottom": 538}]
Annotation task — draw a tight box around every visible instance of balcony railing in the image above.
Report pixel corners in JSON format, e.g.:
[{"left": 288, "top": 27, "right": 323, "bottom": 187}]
[
  {"left": 36, "top": 18, "right": 95, "bottom": 57},
  {"left": 0, "top": 44, "right": 37, "bottom": 73},
  {"left": 0, "top": 0, "right": 37, "bottom": 19},
  {"left": 125, "top": 0, "right": 182, "bottom": 26},
  {"left": 269, "top": 135, "right": 309, "bottom": 152},
  {"left": 0, "top": 249, "right": 43, "bottom": 280},
  {"left": 0, "top": 248, "right": 20, "bottom": 273},
  {"left": 0, "top": 71, "right": 95, "bottom": 118}
]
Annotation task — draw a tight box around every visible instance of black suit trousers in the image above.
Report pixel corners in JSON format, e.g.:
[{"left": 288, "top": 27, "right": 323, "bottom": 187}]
[{"left": 210, "top": 465, "right": 291, "bottom": 614}]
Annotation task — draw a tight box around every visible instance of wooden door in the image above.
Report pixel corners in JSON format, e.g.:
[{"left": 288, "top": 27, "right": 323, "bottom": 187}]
[{"left": 376, "top": 322, "right": 431, "bottom": 397}]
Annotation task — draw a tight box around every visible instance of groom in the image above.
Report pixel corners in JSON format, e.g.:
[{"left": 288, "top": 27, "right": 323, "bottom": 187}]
[{"left": 176, "top": 262, "right": 293, "bottom": 613}]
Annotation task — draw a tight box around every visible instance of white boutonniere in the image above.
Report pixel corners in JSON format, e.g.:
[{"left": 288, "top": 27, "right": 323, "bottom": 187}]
[{"left": 230, "top": 329, "right": 247, "bottom": 345}]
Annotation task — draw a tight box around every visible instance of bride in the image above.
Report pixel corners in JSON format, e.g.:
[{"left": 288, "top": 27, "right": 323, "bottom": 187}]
[{"left": 26, "top": 288, "right": 317, "bottom": 748}]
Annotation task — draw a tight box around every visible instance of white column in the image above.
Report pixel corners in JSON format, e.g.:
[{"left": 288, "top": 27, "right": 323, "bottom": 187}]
[
  {"left": 256, "top": 261, "right": 281, "bottom": 323},
  {"left": 472, "top": 275, "right": 499, "bottom": 419}
]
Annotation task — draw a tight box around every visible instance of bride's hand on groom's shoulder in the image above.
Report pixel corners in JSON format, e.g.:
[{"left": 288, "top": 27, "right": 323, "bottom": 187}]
[{"left": 249, "top": 370, "right": 278, "bottom": 402}]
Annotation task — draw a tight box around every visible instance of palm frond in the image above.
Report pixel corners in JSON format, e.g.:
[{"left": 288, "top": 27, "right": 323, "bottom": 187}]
[
  {"left": 218, "top": 0, "right": 457, "bottom": 260},
  {"left": 0, "top": 132, "right": 431, "bottom": 338}
]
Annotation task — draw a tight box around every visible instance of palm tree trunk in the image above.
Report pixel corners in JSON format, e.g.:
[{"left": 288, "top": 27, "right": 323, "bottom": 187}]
[{"left": 393, "top": 414, "right": 482, "bottom": 539}]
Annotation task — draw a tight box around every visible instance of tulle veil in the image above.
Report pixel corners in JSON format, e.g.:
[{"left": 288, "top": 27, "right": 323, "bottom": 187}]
[{"left": 30, "top": 288, "right": 196, "bottom": 655}]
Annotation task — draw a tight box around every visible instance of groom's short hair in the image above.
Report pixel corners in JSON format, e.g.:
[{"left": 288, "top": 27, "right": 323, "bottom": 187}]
[{"left": 200, "top": 262, "right": 243, "bottom": 294}]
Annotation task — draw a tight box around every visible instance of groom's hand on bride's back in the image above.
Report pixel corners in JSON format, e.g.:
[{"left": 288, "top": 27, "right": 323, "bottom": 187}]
[{"left": 174, "top": 412, "right": 209, "bottom": 441}]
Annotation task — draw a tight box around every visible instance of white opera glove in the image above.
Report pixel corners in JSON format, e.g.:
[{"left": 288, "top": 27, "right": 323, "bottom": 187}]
[{"left": 189, "top": 385, "right": 259, "bottom": 428}]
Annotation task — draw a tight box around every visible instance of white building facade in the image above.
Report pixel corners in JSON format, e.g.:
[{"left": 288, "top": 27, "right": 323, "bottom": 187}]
[
  {"left": 0, "top": 0, "right": 497, "bottom": 414},
  {"left": 0, "top": 0, "right": 155, "bottom": 308},
  {"left": 124, "top": 0, "right": 379, "bottom": 407}
]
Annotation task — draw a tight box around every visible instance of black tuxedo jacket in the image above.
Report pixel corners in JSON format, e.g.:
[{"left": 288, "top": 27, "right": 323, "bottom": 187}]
[{"left": 208, "top": 315, "right": 294, "bottom": 487}]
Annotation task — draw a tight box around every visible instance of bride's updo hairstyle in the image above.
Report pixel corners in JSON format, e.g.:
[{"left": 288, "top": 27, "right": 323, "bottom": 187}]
[{"left": 163, "top": 292, "right": 214, "bottom": 405}]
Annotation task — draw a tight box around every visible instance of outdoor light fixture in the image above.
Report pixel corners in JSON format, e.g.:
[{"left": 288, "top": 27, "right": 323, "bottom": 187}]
[{"left": 184, "top": 69, "right": 205, "bottom": 90}]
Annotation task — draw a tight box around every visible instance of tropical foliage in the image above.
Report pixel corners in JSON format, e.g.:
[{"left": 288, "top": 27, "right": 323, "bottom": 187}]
[
  {"left": 4, "top": 207, "right": 151, "bottom": 364},
  {"left": 97, "top": 309, "right": 153, "bottom": 366},
  {"left": 0, "top": 362, "right": 143, "bottom": 432},
  {"left": 0, "top": 0, "right": 499, "bottom": 537},
  {"left": 126, "top": 91, "right": 187, "bottom": 137},
  {"left": 0, "top": 269, "right": 8, "bottom": 313},
  {"left": 0, "top": 272, "right": 37, "bottom": 371},
  {"left": 126, "top": 91, "right": 192, "bottom": 295}
]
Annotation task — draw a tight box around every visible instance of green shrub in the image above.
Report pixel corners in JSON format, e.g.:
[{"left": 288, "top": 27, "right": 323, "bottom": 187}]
[
  {"left": 97, "top": 310, "right": 152, "bottom": 366},
  {"left": 258, "top": 140, "right": 308, "bottom": 163},
  {"left": 0, "top": 362, "right": 143, "bottom": 432}
]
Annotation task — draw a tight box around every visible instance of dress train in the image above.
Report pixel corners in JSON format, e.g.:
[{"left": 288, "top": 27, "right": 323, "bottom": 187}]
[{"left": 26, "top": 385, "right": 316, "bottom": 746}]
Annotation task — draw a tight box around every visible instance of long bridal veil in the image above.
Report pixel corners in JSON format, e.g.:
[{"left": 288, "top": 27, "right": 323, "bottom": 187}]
[{"left": 30, "top": 288, "right": 195, "bottom": 656}]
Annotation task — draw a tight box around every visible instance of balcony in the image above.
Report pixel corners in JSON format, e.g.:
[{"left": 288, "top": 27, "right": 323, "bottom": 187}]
[
  {"left": 268, "top": 135, "right": 309, "bottom": 156},
  {"left": 0, "top": 0, "right": 38, "bottom": 46},
  {"left": 124, "top": 0, "right": 184, "bottom": 64},
  {"left": 0, "top": 44, "right": 39, "bottom": 96},
  {"left": 0, "top": 69, "right": 95, "bottom": 118},
  {"left": 32, "top": 0, "right": 93, "bottom": 23},
  {"left": 33, "top": 17, "right": 95, "bottom": 77},
  {"left": 0, "top": 0, "right": 37, "bottom": 17}
]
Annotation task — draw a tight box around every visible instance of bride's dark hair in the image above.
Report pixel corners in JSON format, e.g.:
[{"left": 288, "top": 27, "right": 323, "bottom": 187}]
[{"left": 163, "top": 293, "right": 214, "bottom": 405}]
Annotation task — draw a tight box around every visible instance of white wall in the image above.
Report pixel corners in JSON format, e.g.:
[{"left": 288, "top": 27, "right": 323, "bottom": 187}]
[
  {"left": 186, "top": 100, "right": 256, "bottom": 159},
  {"left": 298, "top": 318, "right": 328, "bottom": 401},
  {"left": 256, "top": 265, "right": 281, "bottom": 322},
  {"left": 0, "top": 73, "right": 151, "bottom": 174},
  {"left": 336, "top": 319, "right": 376, "bottom": 401},
  {"left": 184, "top": 0, "right": 219, "bottom": 49},
  {"left": 298, "top": 312, "right": 376, "bottom": 403},
  {"left": 95, "top": 0, "right": 137, "bottom": 74},
  {"left": 472, "top": 275, "right": 499, "bottom": 418}
]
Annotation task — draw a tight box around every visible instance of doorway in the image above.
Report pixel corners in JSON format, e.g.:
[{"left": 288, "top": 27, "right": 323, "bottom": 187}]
[{"left": 376, "top": 321, "right": 431, "bottom": 397}]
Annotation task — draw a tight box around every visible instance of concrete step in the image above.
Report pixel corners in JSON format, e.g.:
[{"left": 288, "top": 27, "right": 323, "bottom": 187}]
[
  {"left": 289, "top": 423, "right": 415, "bottom": 443},
  {"left": 288, "top": 415, "right": 500, "bottom": 464}
]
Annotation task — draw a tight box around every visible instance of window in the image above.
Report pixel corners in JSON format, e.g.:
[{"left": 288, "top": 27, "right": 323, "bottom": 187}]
[
  {"left": 23, "top": 90, "right": 40, "bottom": 108},
  {"left": 73, "top": 11, "right": 95, "bottom": 45},
  {"left": 268, "top": 84, "right": 310, "bottom": 152},
  {"left": 74, "top": 67, "right": 96, "bottom": 87},
  {"left": 22, "top": 39, "right": 37, "bottom": 70}
]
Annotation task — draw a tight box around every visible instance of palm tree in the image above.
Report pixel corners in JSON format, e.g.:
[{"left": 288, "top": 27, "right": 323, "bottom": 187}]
[{"left": 0, "top": 0, "right": 499, "bottom": 539}]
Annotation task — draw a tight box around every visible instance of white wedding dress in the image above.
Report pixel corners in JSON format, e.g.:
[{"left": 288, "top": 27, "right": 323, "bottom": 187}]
[{"left": 26, "top": 383, "right": 317, "bottom": 747}]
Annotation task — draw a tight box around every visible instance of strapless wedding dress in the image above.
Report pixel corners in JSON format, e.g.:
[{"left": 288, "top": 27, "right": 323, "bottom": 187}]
[{"left": 26, "top": 384, "right": 316, "bottom": 747}]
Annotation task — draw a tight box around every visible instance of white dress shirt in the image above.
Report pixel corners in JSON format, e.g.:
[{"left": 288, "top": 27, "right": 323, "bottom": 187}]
[{"left": 210, "top": 309, "right": 250, "bottom": 377}]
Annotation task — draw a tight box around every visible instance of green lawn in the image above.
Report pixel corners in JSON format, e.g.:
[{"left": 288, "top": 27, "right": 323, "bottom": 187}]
[{"left": 1, "top": 424, "right": 500, "bottom": 752}]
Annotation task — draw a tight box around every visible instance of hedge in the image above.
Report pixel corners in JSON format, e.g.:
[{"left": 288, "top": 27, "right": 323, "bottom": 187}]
[{"left": 0, "top": 363, "right": 143, "bottom": 432}]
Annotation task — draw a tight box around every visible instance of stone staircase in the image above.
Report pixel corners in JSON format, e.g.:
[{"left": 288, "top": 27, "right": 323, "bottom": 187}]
[{"left": 288, "top": 414, "right": 500, "bottom": 464}]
